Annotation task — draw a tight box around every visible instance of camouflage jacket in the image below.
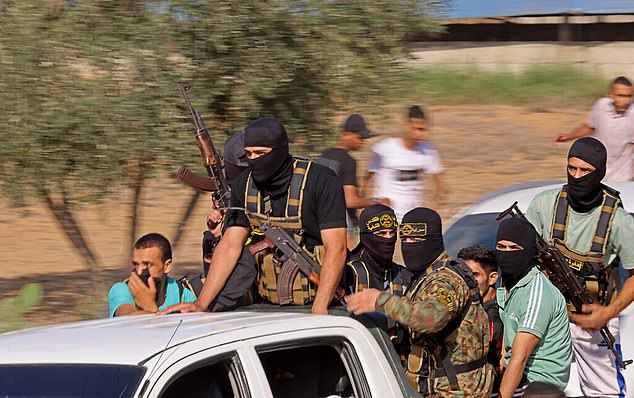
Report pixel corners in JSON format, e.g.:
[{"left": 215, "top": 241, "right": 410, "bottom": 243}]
[{"left": 376, "top": 254, "right": 493, "bottom": 398}]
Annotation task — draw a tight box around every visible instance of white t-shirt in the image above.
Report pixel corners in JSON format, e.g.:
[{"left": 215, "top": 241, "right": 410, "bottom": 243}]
[
  {"left": 586, "top": 97, "right": 634, "bottom": 182},
  {"left": 369, "top": 137, "right": 443, "bottom": 221}
]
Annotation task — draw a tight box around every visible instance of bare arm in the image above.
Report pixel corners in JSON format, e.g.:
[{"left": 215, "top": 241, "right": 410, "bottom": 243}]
[
  {"left": 498, "top": 332, "right": 540, "bottom": 398},
  {"left": 158, "top": 226, "right": 249, "bottom": 314},
  {"left": 555, "top": 122, "right": 594, "bottom": 142},
  {"left": 312, "top": 227, "right": 347, "bottom": 314},
  {"left": 342, "top": 185, "right": 376, "bottom": 209},
  {"left": 430, "top": 173, "right": 444, "bottom": 209}
]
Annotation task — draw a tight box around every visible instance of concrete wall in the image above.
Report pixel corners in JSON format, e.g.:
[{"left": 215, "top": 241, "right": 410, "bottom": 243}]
[{"left": 409, "top": 42, "right": 634, "bottom": 79}]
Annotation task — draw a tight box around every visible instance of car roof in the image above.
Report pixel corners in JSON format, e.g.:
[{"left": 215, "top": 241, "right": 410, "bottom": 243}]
[
  {"left": 0, "top": 310, "right": 360, "bottom": 366},
  {"left": 450, "top": 180, "right": 634, "bottom": 222}
]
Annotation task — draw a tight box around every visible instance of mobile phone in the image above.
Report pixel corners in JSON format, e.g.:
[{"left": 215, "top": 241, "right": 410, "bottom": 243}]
[{"left": 139, "top": 268, "right": 151, "bottom": 286}]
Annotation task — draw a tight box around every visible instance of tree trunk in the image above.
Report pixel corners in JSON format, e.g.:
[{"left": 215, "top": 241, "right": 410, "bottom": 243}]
[
  {"left": 129, "top": 164, "right": 146, "bottom": 250},
  {"left": 171, "top": 190, "right": 203, "bottom": 252},
  {"left": 39, "top": 187, "right": 100, "bottom": 269}
]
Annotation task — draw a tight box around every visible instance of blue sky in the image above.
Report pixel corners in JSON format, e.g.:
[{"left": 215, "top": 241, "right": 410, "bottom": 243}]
[{"left": 444, "top": 0, "right": 634, "bottom": 19}]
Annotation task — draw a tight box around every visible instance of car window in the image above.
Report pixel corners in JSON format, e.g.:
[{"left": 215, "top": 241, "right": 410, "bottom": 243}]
[
  {"left": 0, "top": 364, "right": 145, "bottom": 397},
  {"left": 160, "top": 354, "right": 248, "bottom": 398},
  {"left": 257, "top": 339, "right": 368, "bottom": 398},
  {"left": 444, "top": 213, "right": 500, "bottom": 257}
]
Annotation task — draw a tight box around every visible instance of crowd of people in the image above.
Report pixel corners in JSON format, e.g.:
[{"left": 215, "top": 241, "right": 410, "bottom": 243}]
[{"left": 107, "top": 76, "right": 634, "bottom": 397}]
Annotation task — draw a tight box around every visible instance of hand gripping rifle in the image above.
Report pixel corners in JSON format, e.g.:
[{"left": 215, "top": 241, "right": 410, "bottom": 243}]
[
  {"left": 497, "top": 202, "right": 632, "bottom": 369},
  {"left": 248, "top": 223, "right": 347, "bottom": 306},
  {"left": 177, "top": 84, "right": 230, "bottom": 217}
]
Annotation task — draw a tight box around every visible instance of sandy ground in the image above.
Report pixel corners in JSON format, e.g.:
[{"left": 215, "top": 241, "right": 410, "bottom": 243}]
[{"left": 0, "top": 104, "right": 587, "bottom": 326}]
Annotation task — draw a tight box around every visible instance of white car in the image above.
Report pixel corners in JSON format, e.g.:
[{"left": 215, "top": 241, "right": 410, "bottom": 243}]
[
  {"left": 0, "top": 308, "right": 421, "bottom": 398},
  {"left": 444, "top": 180, "right": 634, "bottom": 398}
]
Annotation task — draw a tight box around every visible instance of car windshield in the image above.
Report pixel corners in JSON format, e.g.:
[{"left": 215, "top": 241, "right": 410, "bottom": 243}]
[
  {"left": 0, "top": 364, "right": 145, "bottom": 398},
  {"left": 444, "top": 213, "right": 500, "bottom": 257}
]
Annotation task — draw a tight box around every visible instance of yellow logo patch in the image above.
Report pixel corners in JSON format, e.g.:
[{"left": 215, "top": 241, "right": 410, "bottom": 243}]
[
  {"left": 366, "top": 213, "right": 397, "bottom": 232},
  {"left": 399, "top": 222, "right": 427, "bottom": 238},
  {"left": 436, "top": 287, "right": 454, "bottom": 312}
]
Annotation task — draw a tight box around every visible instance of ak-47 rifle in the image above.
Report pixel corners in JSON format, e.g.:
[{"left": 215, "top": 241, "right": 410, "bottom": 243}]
[
  {"left": 248, "top": 223, "right": 347, "bottom": 306},
  {"left": 497, "top": 201, "right": 632, "bottom": 369},
  {"left": 177, "top": 84, "right": 230, "bottom": 218}
]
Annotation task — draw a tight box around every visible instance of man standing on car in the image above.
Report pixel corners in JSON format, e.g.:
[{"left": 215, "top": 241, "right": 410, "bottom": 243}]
[
  {"left": 346, "top": 207, "right": 493, "bottom": 397},
  {"left": 495, "top": 218, "right": 572, "bottom": 397},
  {"left": 161, "top": 117, "right": 347, "bottom": 315},
  {"left": 526, "top": 137, "right": 634, "bottom": 397}
]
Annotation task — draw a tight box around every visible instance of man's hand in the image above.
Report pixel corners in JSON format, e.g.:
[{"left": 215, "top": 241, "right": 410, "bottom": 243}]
[
  {"left": 569, "top": 303, "right": 613, "bottom": 331},
  {"left": 128, "top": 272, "right": 158, "bottom": 313},
  {"left": 345, "top": 288, "right": 382, "bottom": 315},
  {"left": 554, "top": 134, "right": 570, "bottom": 142},
  {"left": 207, "top": 208, "right": 224, "bottom": 237},
  {"left": 311, "top": 299, "right": 330, "bottom": 315},
  {"left": 157, "top": 300, "right": 206, "bottom": 315},
  {"left": 377, "top": 197, "right": 391, "bottom": 206}
]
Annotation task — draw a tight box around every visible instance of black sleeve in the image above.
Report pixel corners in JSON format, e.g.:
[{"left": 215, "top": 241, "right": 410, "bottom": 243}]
[
  {"left": 338, "top": 155, "right": 357, "bottom": 187},
  {"left": 224, "top": 172, "right": 250, "bottom": 228},
  {"left": 311, "top": 165, "right": 347, "bottom": 230}
]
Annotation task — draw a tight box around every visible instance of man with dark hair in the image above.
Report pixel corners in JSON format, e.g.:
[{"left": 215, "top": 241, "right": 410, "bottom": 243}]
[
  {"left": 162, "top": 117, "right": 347, "bottom": 315},
  {"left": 458, "top": 244, "right": 502, "bottom": 390},
  {"left": 319, "top": 113, "right": 384, "bottom": 248},
  {"left": 346, "top": 207, "right": 492, "bottom": 397},
  {"left": 555, "top": 76, "right": 634, "bottom": 181},
  {"left": 495, "top": 218, "right": 572, "bottom": 397},
  {"left": 367, "top": 105, "right": 444, "bottom": 221},
  {"left": 108, "top": 233, "right": 196, "bottom": 317},
  {"left": 526, "top": 137, "right": 634, "bottom": 397}
]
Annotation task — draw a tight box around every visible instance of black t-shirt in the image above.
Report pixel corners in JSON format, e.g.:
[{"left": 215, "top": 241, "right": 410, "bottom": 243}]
[
  {"left": 483, "top": 297, "right": 503, "bottom": 390},
  {"left": 318, "top": 147, "right": 357, "bottom": 187},
  {"left": 225, "top": 160, "right": 347, "bottom": 248}
]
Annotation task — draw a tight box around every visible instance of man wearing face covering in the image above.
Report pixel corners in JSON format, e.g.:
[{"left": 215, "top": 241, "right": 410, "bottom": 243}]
[
  {"left": 162, "top": 117, "right": 347, "bottom": 315},
  {"left": 495, "top": 218, "right": 572, "bottom": 397},
  {"left": 343, "top": 204, "right": 411, "bottom": 295},
  {"left": 526, "top": 137, "right": 634, "bottom": 397},
  {"left": 346, "top": 207, "right": 493, "bottom": 397}
]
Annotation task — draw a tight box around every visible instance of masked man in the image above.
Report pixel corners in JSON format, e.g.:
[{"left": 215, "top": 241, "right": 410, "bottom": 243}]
[
  {"left": 526, "top": 137, "right": 634, "bottom": 397},
  {"left": 495, "top": 218, "right": 572, "bottom": 397},
  {"left": 108, "top": 233, "right": 196, "bottom": 317},
  {"left": 343, "top": 204, "right": 411, "bottom": 295},
  {"left": 346, "top": 207, "right": 492, "bottom": 397},
  {"left": 162, "top": 117, "right": 347, "bottom": 315}
]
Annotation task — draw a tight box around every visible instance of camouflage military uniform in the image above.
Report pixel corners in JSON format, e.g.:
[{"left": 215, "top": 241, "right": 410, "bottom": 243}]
[{"left": 376, "top": 254, "right": 493, "bottom": 397}]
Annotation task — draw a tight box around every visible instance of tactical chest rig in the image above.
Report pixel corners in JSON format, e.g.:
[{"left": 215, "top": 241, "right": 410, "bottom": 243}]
[
  {"left": 346, "top": 257, "right": 410, "bottom": 296},
  {"left": 551, "top": 185, "right": 622, "bottom": 304},
  {"left": 406, "top": 257, "right": 486, "bottom": 395},
  {"left": 245, "top": 158, "right": 320, "bottom": 305}
]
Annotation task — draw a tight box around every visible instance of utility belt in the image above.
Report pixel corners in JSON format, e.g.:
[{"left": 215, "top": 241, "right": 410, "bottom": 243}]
[
  {"left": 405, "top": 344, "right": 487, "bottom": 396},
  {"left": 255, "top": 244, "right": 324, "bottom": 305}
]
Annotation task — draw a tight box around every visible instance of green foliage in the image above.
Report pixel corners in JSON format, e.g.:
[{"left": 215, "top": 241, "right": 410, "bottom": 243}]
[
  {"left": 0, "top": 283, "right": 43, "bottom": 333},
  {"left": 390, "top": 67, "right": 606, "bottom": 107}
]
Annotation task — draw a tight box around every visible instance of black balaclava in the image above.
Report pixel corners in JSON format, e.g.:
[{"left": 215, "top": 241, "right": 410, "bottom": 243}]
[
  {"left": 399, "top": 207, "right": 444, "bottom": 275},
  {"left": 202, "top": 231, "right": 216, "bottom": 275},
  {"left": 496, "top": 218, "right": 537, "bottom": 289},
  {"left": 358, "top": 204, "right": 398, "bottom": 272},
  {"left": 223, "top": 132, "right": 249, "bottom": 188},
  {"left": 566, "top": 137, "right": 607, "bottom": 213},
  {"left": 244, "top": 117, "right": 293, "bottom": 197}
]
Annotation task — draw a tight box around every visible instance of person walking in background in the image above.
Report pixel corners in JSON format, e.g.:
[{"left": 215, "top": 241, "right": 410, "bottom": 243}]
[
  {"left": 555, "top": 76, "right": 634, "bottom": 181},
  {"left": 319, "top": 114, "right": 386, "bottom": 248},
  {"left": 366, "top": 105, "right": 444, "bottom": 221}
]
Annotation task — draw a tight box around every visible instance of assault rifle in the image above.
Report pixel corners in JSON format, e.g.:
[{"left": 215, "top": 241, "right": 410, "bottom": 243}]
[
  {"left": 497, "top": 202, "right": 632, "bottom": 369},
  {"left": 248, "top": 223, "right": 347, "bottom": 306},
  {"left": 177, "top": 84, "right": 230, "bottom": 215}
]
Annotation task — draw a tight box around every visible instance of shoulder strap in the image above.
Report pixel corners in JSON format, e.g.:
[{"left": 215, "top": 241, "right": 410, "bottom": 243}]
[{"left": 346, "top": 259, "right": 370, "bottom": 293}]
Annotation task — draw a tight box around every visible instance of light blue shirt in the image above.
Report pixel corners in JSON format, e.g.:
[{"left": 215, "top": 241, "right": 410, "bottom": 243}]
[{"left": 108, "top": 276, "right": 196, "bottom": 317}]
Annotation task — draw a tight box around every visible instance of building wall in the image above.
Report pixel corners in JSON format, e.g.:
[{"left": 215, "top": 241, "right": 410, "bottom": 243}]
[{"left": 409, "top": 41, "right": 634, "bottom": 79}]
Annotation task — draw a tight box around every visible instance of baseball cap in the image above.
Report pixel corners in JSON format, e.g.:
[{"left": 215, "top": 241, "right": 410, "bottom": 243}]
[{"left": 343, "top": 114, "right": 374, "bottom": 139}]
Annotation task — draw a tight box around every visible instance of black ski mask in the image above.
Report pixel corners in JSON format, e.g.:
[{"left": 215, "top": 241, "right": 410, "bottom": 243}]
[
  {"left": 358, "top": 204, "right": 398, "bottom": 271},
  {"left": 244, "top": 117, "right": 293, "bottom": 197},
  {"left": 566, "top": 137, "right": 607, "bottom": 213},
  {"left": 496, "top": 218, "right": 537, "bottom": 289},
  {"left": 399, "top": 207, "right": 444, "bottom": 275}
]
